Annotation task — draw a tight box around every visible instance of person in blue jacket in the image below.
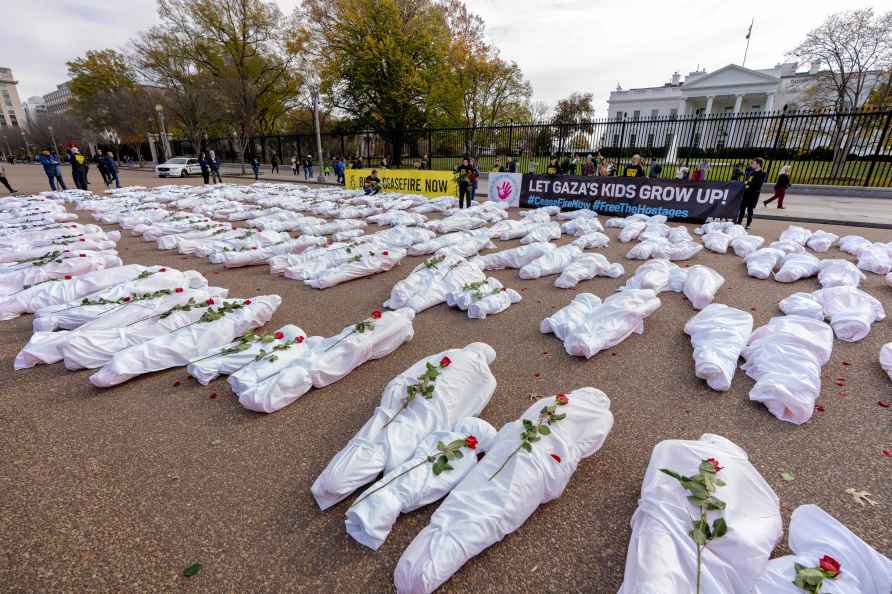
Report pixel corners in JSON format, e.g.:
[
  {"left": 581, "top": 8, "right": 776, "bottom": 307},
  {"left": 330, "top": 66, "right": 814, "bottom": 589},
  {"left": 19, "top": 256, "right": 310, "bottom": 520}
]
[
  {"left": 38, "top": 149, "right": 67, "bottom": 191},
  {"left": 101, "top": 152, "right": 120, "bottom": 188}
]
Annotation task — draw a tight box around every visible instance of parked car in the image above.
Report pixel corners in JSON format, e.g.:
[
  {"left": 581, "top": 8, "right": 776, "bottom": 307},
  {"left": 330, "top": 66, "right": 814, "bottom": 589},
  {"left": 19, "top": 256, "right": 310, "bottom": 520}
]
[{"left": 155, "top": 157, "right": 202, "bottom": 178}]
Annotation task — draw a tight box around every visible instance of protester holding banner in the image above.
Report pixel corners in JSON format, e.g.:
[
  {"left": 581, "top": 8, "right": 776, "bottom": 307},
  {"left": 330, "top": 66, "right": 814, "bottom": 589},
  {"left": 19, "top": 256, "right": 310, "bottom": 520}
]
[
  {"left": 506, "top": 157, "right": 517, "bottom": 173},
  {"left": 546, "top": 158, "right": 560, "bottom": 175},
  {"left": 455, "top": 158, "right": 473, "bottom": 208},
  {"left": 735, "top": 158, "right": 767, "bottom": 229},
  {"left": 622, "top": 154, "right": 645, "bottom": 177},
  {"left": 492, "top": 159, "right": 505, "bottom": 173},
  {"left": 363, "top": 169, "right": 382, "bottom": 195}
]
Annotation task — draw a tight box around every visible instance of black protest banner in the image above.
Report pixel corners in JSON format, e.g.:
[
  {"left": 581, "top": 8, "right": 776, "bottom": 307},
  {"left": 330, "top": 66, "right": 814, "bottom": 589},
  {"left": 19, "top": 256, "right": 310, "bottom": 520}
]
[{"left": 519, "top": 174, "right": 744, "bottom": 222}]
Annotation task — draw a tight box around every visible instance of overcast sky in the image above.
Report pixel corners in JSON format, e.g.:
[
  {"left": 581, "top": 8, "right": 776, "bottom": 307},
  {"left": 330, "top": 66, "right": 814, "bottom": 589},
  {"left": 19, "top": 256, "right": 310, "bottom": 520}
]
[{"left": 2, "top": 0, "right": 866, "bottom": 114}]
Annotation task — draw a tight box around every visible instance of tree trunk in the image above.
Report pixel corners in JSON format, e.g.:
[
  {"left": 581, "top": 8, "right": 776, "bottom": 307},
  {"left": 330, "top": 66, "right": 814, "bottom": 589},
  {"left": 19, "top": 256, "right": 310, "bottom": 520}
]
[{"left": 829, "top": 113, "right": 858, "bottom": 180}]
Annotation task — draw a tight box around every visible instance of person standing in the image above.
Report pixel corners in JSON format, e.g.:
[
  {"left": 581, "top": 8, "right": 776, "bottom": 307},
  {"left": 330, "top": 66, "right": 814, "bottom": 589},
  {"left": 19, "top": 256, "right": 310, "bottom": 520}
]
[
  {"left": 689, "top": 165, "right": 703, "bottom": 182},
  {"left": 199, "top": 153, "right": 211, "bottom": 185},
  {"left": 763, "top": 165, "right": 792, "bottom": 209},
  {"left": 101, "top": 152, "right": 120, "bottom": 188},
  {"left": 491, "top": 159, "right": 505, "bottom": 173},
  {"left": 209, "top": 154, "right": 223, "bottom": 184},
  {"left": 455, "top": 158, "right": 472, "bottom": 208},
  {"left": 270, "top": 154, "right": 280, "bottom": 174},
  {"left": 302, "top": 155, "right": 312, "bottom": 180},
  {"left": 0, "top": 162, "right": 17, "bottom": 194},
  {"left": 250, "top": 157, "right": 260, "bottom": 181},
  {"left": 291, "top": 155, "right": 298, "bottom": 176},
  {"left": 95, "top": 154, "right": 110, "bottom": 187},
  {"left": 70, "top": 147, "right": 88, "bottom": 190},
  {"left": 648, "top": 160, "right": 663, "bottom": 178},
  {"left": 468, "top": 158, "right": 479, "bottom": 203},
  {"left": 583, "top": 155, "right": 596, "bottom": 176},
  {"left": 506, "top": 156, "right": 517, "bottom": 173},
  {"left": 622, "top": 154, "right": 645, "bottom": 177},
  {"left": 545, "top": 157, "right": 560, "bottom": 175},
  {"left": 698, "top": 159, "right": 711, "bottom": 180},
  {"left": 730, "top": 162, "right": 744, "bottom": 181},
  {"left": 38, "top": 149, "right": 67, "bottom": 191},
  {"left": 736, "top": 158, "right": 767, "bottom": 229}
]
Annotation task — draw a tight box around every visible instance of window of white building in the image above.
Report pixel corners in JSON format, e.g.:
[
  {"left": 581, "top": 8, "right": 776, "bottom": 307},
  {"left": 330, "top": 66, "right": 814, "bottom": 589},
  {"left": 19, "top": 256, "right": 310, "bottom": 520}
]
[
  {"left": 651, "top": 109, "right": 659, "bottom": 118},
  {"left": 632, "top": 110, "right": 640, "bottom": 121}
]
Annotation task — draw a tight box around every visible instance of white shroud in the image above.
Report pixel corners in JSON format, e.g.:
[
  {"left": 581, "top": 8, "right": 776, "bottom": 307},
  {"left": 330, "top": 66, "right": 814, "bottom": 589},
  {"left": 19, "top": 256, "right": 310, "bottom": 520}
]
[
  {"left": 618, "top": 434, "right": 782, "bottom": 594},
  {"left": 684, "top": 304, "right": 753, "bottom": 391},
  {"left": 310, "top": 342, "right": 497, "bottom": 509},
  {"left": 394, "top": 388, "right": 613, "bottom": 594},
  {"left": 187, "top": 324, "right": 306, "bottom": 385},
  {"left": 89, "top": 295, "right": 281, "bottom": 387}
]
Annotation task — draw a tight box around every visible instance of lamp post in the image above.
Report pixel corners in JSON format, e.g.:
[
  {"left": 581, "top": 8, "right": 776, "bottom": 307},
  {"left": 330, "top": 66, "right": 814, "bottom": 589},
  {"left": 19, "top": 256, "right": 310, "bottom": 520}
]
[
  {"left": 155, "top": 104, "right": 172, "bottom": 162},
  {"left": 48, "top": 125, "right": 58, "bottom": 155}
]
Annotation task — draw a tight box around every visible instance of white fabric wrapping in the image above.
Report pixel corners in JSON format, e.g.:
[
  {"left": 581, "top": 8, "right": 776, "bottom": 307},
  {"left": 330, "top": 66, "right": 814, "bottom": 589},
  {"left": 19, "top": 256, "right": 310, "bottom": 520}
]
[
  {"left": 702, "top": 232, "right": 732, "bottom": 254},
  {"left": 89, "top": 295, "right": 281, "bottom": 387},
  {"left": 617, "top": 434, "right": 782, "bottom": 594},
  {"left": 626, "top": 239, "right": 670, "bottom": 260},
  {"left": 684, "top": 304, "right": 753, "bottom": 391},
  {"left": 812, "top": 286, "right": 885, "bottom": 342},
  {"left": 769, "top": 240, "right": 806, "bottom": 255},
  {"left": 774, "top": 252, "right": 821, "bottom": 283},
  {"left": 489, "top": 219, "right": 536, "bottom": 241},
  {"left": 554, "top": 253, "right": 624, "bottom": 288},
  {"left": 539, "top": 292, "right": 603, "bottom": 340},
  {"left": 445, "top": 278, "right": 504, "bottom": 311},
  {"left": 805, "top": 229, "right": 839, "bottom": 253},
  {"left": 838, "top": 235, "right": 871, "bottom": 256},
  {"left": 672, "top": 265, "right": 725, "bottom": 310},
  {"left": 730, "top": 235, "right": 765, "bottom": 257},
  {"left": 435, "top": 230, "right": 496, "bottom": 259},
  {"left": 467, "top": 288, "right": 521, "bottom": 319},
  {"left": 470, "top": 243, "right": 554, "bottom": 271},
  {"left": 0, "top": 263, "right": 147, "bottom": 320},
  {"left": 667, "top": 226, "right": 693, "bottom": 244},
  {"left": 741, "top": 315, "right": 833, "bottom": 425},
  {"left": 60, "top": 288, "right": 230, "bottom": 370},
  {"left": 0, "top": 253, "right": 122, "bottom": 296},
  {"left": 779, "top": 225, "right": 813, "bottom": 245},
  {"left": 857, "top": 243, "right": 892, "bottom": 275},
  {"left": 232, "top": 308, "right": 416, "bottom": 413},
  {"left": 561, "top": 217, "right": 604, "bottom": 236},
  {"left": 394, "top": 388, "right": 614, "bottom": 594},
  {"left": 881, "top": 343, "right": 892, "bottom": 381},
  {"left": 620, "top": 259, "right": 677, "bottom": 292},
  {"left": 408, "top": 232, "right": 474, "bottom": 256},
  {"left": 384, "top": 255, "right": 485, "bottom": 313},
  {"left": 752, "top": 505, "right": 892, "bottom": 594},
  {"left": 745, "top": 248, "right": 785, "bottom": 279},
  {"left": 561, "top": 290, "right": 662, "bottom": 359},
  {"left": 211, "top": 237, "right": 327, "bottom": 267},
  {"left": 344, "top": 417, "right": 498, "bottom": 551},
  {"left": 305, "top": 249, "right": 406, "bottom": 289},
  {"left": 310, "top": 343, "right": 497, "bottom": 509},
  {"left": 187, "top": 324, "right": 306, "bottom": 385},
  {"left": 518, "top": 245, "right": 581, "bottom": 279},
  {"left": 519, "top": 222, "right": 562, "bottom": 245},
  {"left": 818, "top": 259, "right": 865, "bottom": 288},
  {"left": 778, "top": 292, "right": 826, "bottom": 320},
  {"left": 556, "top": 209, "right": 597, "bottom": 220},
  {"left": 619, "top": 221, "right": 648, "bottom": 242},
  {"left": 571, "top": 232, "right": 610, "bottom": 249}
]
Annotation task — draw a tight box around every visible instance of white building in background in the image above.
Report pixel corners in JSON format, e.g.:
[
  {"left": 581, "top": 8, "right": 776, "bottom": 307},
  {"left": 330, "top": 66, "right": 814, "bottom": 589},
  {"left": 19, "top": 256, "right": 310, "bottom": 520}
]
[
  {"left": 43, "top": 82, "right": 72, "bottom": 114},
  {"left": 0, "top": 67, "right": 27, "bottom": 129},
  {"left": 23, "top": 96, "right": 46, "bottom": 126}
]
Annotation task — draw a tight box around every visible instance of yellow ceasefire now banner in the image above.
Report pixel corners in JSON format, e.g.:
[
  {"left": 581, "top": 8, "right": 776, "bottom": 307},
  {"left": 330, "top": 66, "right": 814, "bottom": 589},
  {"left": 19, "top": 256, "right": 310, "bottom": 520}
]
[{"left": 344, "top": 168, "right": 458, "bottom": 198}]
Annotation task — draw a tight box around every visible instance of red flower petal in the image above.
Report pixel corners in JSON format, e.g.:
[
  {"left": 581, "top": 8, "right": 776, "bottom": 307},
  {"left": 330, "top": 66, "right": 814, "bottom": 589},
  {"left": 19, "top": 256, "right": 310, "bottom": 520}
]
[
  {"left": 837, "top": 391, "right": 847, "bottom": 398},
  {"left": 465, "top": 435, "right": 478, "bottom": 449},
  {"left": 533, "top": 373, "right": 540, "bottom": 378},
  {"left": 295, "top": 336, "right": 304, "bottom": 343},
  {"left": 439, "top": 356, "right": 451, "bottom": 368},
  {"left": 175, "top": 287, "right": 184, "bottom": 293},
  {"left": 382, "top": 251, "right": 389, "bottom": 256},
  {"left": 274, "top": 331, "right": 284, "bottom": 340},
  {"left": 79, "top": 238, "right": 85, "bottom": 242},
  {"left": 122, "top": 297, "right": 131, "bottom": 302},
  {"left": 879, "top": 401, "right": 891, "bottom": 408},
  {"left": 371, "top": 309, "right": 382, "bottom": 319},
  {"left": 814, "top": 404, "right": 825, "bottom": 412},
  {"left": 841, "top": 361, "right": 851, "bottom": 366},
  {"left": 750, "top": 307, "right": 756, "bottom": 311},
  {"left": 206, "top": 298, "right": 215, "bottom": 305},
  {"left": 209, "top": 392, "right": 218, "bottom": 400},
  {"left": 883, "top": 449, "right": 892, "bottom": 457},
  {"left": 550, "top": 454, "right": 561, "bottom": 463},
  {"left": 243, "top": 299, "right": 252, "bottom": 305},
  {"left": 64, "top": 274, "right": 72, "bottom": 280},
  {"left": 79, "top": 253, "right": 86, "bottom": 257},
  {"left": 555, "top": 394, "right": 569, "bottom": 405},
  {"left": 159, "top": 268, "right": 167, "bottom": 272},
  {"left": 173, "top": 380, "right": 181, "bottom": 387}
]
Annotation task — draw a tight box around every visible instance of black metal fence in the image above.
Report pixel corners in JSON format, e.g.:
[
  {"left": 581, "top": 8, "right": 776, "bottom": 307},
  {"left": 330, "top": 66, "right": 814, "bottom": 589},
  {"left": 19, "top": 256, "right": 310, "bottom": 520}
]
[{"left": 164, "top": 108, "right": 892, "bottom": 187}]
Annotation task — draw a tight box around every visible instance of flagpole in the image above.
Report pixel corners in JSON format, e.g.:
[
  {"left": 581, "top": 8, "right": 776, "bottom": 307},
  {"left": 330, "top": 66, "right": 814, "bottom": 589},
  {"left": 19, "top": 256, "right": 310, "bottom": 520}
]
[{"left": 742, "top": 17, "right": 754, "bottom": 67}]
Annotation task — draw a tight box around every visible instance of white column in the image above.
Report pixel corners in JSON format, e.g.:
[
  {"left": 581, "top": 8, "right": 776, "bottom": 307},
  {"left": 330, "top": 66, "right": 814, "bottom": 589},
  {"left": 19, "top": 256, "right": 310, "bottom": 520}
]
[
  {"left": 704, "top": 95, "right": 715, "bottom": 115},
  {"left": 729, "top": 94, "right": 744, "bottom": 146},
  {"left": 765, "top": 93, "right": 775, "bottom": 113},
  {"left": 733, "top": 94, "right": 744, "bottom": 114}
]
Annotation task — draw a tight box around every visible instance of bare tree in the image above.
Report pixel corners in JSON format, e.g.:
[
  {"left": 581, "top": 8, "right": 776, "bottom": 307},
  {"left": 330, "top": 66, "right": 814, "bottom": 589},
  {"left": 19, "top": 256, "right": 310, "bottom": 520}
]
[{"left": 789, "top": 8, "right": 892, "bottom": 177}]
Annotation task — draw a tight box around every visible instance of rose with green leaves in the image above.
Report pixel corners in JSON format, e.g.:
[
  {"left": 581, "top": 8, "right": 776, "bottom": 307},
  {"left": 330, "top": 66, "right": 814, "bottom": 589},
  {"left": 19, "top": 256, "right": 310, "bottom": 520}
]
[{"left": 488, "top": 394, "right": 569, "bottom": 481}]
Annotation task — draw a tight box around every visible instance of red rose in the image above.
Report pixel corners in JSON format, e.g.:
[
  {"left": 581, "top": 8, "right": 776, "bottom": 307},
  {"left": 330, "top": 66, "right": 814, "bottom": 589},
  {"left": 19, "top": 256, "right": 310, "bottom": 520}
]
[
  {"left": 707, "top": 458, "right": 723, "bottom": 472},
  {"left": 551, "top": 454, "right": 562, "bottom": 463},
  {"left": 274, "top": 331, "right": 285, "bottom": 340},
  {"left": 879, "top": 401, "right": 891, "bottom": 408},
  {"left": 175, "top": 287, "right": 184, "bottom": 293},
  {"left": 555, "top": 394, "right": 569, "bottom": 405},
  {"left": 79, "top": 253, "right": 86, "bottom": 257},
  {"left": 251, "top": 246, "right": 257, "bottom": 250},
  {"left": 64, "top": 274, "right": 72, "bottom": 280},
  {"left": 206, "top": 298, "right": 215, "bottom": 305},
  {"left": 209, "top": 392, "right": 218, "bottom": 400},
  {"left": 295, "top": 336, "right": 305, "bottom": 343},
  {"left": 122, "top": 297, "right": 131, "bottom": 302},
  {"left": 382, "top": 251, "right": 389, "bottom": 256},
  {"left": 818, "top": 555, "right": 840, "bottom": 577},
  {"left": 243, "top": 299, "right": 252, "bottom": 305},
  {"left": 173, "top": 380, "right": 181, "bottom": 387},
  {"left": 815, "top": 404, "right": 826, "bottom": 412},
  {"left": 79, "top": 238, "right": 86, "bottom": 242},
  {"left": 440, "top": 356, "right": 451, "bottom": 367},
  {"left": 465, "top": 436, "right": 478, "bottom": 449},
  {"left": 371, "top": 309, "right": 382, "bottom": 319},
  {"left": 159, "top": 267, "right": 167, "bottom": 272}
]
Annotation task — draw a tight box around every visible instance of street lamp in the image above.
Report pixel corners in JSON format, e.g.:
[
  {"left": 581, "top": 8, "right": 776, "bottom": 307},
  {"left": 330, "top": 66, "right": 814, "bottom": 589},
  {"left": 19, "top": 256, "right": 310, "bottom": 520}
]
[
  {"left": 304, "top": 72, "right": 326, "bottom": 184},
  {"left": 48, "top": 125, "right": 58, "bottom": 155},
  {"left": 155, "top": 104, "right": 172, "bottom": 162}
]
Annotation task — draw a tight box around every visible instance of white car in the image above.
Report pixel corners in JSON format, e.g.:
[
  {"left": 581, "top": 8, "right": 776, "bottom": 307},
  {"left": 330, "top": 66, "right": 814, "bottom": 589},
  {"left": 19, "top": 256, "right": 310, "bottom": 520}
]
[{"left": 155, "top": 157, "right": 202, "bottom": 178}]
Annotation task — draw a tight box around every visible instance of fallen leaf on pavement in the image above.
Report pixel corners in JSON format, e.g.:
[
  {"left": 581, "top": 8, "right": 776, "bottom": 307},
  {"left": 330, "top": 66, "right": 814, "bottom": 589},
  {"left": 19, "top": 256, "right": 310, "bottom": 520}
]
[
  {"left": 781, "top": 472, "right": 795, "bottom": 481},
  {"left": 183, "top": 563, "right": 202, "bottom": 577},
  {"left": 845, "top": 488, "right": 879, "bottom": 507}
]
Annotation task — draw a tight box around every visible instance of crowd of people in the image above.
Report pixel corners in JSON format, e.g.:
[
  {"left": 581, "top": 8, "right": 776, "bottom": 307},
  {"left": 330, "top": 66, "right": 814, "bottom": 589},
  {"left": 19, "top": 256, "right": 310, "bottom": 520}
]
[{"left": 0, "top": 147, "right": 125, "bottom": 195}]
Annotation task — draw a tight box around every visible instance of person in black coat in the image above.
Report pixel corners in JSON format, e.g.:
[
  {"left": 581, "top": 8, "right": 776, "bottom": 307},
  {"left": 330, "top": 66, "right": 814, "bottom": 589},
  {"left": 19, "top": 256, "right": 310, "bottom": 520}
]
[
  {"left": 735, "top": 158, "right": 766, "bottom": 229},
  {"left": 455, "top": 158, "right": 473, "bottom": 208},
  {"left": 763, "top": 166, "right": 792, "bottom": 209}
]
